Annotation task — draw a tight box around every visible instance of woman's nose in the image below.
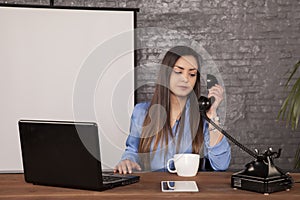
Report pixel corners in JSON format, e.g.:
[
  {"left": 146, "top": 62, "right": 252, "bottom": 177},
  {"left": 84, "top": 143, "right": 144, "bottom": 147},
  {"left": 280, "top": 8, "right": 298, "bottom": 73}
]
[{"left": 182, "top": 72, "right": 189, "bottom": 82}]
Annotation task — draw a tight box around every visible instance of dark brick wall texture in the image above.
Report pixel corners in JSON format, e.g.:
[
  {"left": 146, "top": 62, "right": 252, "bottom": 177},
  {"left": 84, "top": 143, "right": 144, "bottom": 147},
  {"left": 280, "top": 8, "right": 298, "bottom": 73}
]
[{"left": 2, "top": 0, "right": 300, "bottom": 171}]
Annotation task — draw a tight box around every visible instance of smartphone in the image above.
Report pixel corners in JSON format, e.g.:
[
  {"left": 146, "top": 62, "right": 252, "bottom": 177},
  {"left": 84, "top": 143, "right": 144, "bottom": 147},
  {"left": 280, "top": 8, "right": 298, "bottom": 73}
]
[
  {"left": 207, "top": 74, "right": 218, "bottom": 104},
  {"left": 161, "top": 181, "right": 199, "bottom": 192}
]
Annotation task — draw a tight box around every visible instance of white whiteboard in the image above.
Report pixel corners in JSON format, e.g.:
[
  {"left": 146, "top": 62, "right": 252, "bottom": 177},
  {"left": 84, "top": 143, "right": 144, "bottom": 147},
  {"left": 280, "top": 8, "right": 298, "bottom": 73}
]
[{"left": 0, "top": 5, "right": 136, "bottom": 172}]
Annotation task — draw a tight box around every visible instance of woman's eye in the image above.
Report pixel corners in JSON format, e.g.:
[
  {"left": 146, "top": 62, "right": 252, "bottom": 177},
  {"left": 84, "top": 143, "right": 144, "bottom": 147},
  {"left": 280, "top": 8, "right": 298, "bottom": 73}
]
[
  {"left": 174, "top": 70, "right": 182, "bottom": 74},
  {"left": 190, "top": 73, "right": 196, "bottom": 77}
]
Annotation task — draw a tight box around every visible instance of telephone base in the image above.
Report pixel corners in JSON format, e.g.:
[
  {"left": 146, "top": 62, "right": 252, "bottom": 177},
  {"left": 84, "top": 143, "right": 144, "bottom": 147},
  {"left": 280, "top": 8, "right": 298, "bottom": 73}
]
[{"left": 231, "top": 171, "right": 293, "bottom": 194}]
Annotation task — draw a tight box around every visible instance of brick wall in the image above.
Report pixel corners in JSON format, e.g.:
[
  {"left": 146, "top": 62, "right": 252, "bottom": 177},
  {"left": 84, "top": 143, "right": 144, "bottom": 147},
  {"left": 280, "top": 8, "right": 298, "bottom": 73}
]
[{"left": 2, "top": 0, "right": 300, "bottom": 171}]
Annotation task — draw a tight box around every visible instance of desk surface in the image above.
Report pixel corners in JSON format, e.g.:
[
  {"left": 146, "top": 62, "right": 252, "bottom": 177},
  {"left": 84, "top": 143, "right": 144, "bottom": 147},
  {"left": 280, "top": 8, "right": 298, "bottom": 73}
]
[{"left": 0, "top": 172, "right": 299, "bottom": 200}]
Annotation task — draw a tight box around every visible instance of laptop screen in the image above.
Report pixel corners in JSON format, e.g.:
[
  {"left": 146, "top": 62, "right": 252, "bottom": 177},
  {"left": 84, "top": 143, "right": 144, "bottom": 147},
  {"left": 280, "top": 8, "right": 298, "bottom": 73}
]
[{"left": 18, "top": 120, "right": 103, "bottom": 190}]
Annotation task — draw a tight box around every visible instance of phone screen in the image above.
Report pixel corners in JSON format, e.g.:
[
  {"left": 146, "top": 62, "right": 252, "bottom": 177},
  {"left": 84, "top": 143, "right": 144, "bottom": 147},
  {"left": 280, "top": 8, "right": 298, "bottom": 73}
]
[
  {"left": 161, "top": 181, "right": 175, "bottom": 191},
  {"left": 161, "top": 181, "right": 199, "bottom": 192}
]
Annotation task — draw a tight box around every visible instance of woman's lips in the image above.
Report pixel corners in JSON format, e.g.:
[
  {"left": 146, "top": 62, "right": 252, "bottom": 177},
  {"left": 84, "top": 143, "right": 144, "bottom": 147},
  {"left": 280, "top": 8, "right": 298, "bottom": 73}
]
[{"left": 177, "top": 85, "right": 189, "bottom": 90}]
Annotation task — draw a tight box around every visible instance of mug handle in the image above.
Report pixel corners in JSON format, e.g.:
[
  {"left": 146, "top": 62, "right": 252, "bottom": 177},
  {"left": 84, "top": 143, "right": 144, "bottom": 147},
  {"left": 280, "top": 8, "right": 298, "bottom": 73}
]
[{"left": 167, "top": 158, "right": 177, "bottom": 173}]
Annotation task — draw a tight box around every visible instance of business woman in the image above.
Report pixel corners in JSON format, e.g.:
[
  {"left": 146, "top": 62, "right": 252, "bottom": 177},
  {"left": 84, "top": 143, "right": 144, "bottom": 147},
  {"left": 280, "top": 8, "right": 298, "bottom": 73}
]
[{"left": 114, "top": 46, "right": 231, "bottom": 174}]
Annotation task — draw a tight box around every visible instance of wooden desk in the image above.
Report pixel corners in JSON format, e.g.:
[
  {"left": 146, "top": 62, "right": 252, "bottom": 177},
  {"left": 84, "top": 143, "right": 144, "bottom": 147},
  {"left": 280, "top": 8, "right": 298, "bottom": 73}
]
[{"left": 0, "top": 172, "right": 299, "bottom": 200}]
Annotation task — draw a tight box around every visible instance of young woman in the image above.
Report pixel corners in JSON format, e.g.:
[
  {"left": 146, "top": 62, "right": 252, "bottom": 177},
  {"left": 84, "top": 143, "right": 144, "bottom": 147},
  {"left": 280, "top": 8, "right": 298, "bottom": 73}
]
[{"left": 114, "top": 46, "right": 231, "bottom": 174}]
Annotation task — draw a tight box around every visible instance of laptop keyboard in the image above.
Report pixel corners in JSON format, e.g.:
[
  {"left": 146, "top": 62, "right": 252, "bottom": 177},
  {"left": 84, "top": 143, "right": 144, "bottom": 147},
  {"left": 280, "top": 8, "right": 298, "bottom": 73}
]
[{"left": 102, "top": 175, "right": 124, "bottom": 183}]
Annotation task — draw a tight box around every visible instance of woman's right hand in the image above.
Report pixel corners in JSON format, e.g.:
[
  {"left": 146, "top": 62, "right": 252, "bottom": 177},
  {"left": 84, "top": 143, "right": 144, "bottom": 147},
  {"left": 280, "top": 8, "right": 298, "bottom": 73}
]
[{"left": 113, "top": 159, "right": 142, "bottom": 174}]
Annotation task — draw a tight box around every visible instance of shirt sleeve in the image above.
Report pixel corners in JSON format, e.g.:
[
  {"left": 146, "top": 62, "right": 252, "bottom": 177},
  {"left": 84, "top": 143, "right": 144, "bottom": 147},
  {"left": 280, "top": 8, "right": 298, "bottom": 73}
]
[
  {"left": 203, "top": 120, "right": 231, "bottom": 171},
  {"left": 120, "top": 102, "right": 149, "bottom": 164}
]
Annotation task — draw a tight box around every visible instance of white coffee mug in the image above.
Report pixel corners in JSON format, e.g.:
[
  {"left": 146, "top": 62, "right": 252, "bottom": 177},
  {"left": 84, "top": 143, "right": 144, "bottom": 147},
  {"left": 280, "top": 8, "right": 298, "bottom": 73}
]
[{"left": 167, "top": 154, "right": 200, "bottom": 177}]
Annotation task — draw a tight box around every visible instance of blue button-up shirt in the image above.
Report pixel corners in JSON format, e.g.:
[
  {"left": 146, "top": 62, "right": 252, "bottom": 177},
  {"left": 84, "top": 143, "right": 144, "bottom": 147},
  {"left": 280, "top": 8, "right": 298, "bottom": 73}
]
[{"left": 121, "top": 100, "right": 231, "bottom": 171}]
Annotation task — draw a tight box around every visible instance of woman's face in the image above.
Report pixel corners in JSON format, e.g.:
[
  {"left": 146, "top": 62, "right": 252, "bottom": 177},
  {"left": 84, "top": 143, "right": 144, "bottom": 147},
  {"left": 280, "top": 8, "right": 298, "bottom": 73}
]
[{"left": 169, "top": 55, "right": 198, "bottom": 98}]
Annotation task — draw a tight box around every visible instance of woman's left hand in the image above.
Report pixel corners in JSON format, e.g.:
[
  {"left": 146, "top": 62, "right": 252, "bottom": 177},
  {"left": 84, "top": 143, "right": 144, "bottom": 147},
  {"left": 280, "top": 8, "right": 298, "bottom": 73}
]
[{"left": 207, "top": 84, "right": 224, "bottom": 116}]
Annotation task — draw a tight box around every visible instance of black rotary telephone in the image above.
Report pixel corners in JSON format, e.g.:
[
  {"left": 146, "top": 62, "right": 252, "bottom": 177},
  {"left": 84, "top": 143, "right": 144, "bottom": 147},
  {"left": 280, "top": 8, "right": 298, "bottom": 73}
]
[{"left": 198, "top": 74, "right": 294, "bottom": 194}]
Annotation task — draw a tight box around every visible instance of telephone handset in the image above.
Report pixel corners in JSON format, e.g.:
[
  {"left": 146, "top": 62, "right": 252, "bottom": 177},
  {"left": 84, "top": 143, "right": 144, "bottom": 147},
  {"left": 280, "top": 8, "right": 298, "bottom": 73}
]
[
  {"left": 198, "top": 74, "right": 218, "bottom": 112},
  {"left": 206, "top": 74, "right": 218, "bottom": 104}
]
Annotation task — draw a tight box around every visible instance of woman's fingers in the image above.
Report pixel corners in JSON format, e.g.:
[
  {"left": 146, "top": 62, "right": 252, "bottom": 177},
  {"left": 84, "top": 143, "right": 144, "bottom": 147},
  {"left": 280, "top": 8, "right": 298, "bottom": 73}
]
[
  {"left": 132, "top": 162, "right": 142, "bottom": 171},
  {"left": 125, "top": 160, "right": 133, "bottom": 174},
  {"left": 114, "top": 160, "right": 142, "bottom": 174},
  {"left": 208, "top": 84, "right": 224, "bottom": 111},
  {"left": 208, "top": 85, "right": 224, "bottom": 101}
]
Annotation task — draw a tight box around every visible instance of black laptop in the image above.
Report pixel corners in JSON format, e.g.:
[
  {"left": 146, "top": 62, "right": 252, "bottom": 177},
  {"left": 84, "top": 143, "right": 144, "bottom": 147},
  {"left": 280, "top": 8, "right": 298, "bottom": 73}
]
[{"left": 18, "top": 120, "right": 139, "bottom": 191}]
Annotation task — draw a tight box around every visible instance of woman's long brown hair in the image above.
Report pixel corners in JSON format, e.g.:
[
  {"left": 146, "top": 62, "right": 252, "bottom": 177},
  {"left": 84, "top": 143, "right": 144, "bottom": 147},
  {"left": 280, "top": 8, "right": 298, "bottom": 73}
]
[{"left": 138, "top": 46, "right": 203, "bottom": 167}]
